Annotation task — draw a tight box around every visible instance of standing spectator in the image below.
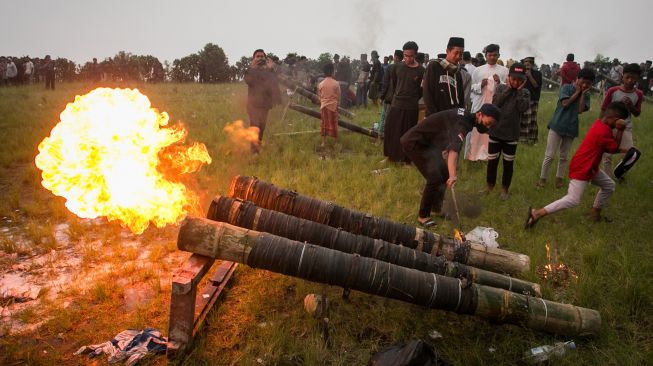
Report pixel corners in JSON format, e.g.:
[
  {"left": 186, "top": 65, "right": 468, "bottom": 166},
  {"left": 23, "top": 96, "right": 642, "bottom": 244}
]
[
  {"left": 422, "top": 37, "right": 465, "bottom": 117},
  {"left": 244, "top": 49, "right": 281, "bottom": 150},
  {"left": 608, "top": 59, "right": 623, "bottom": 89},
  {"left": 368, "top": 50, "right": 384, "bottom": 105},
  {"left": 356, "top": 54, "right": 370, "bottom": 107},
  {"left": 335, "top": 56, "right": 353, "bottom": 108},
  {"left": 601, "top": 63, "right": 644, "bottom": 179},
  {"left": 467, "top": 44, "right": 508, "bottom": 161},
  {"left": 90, "top": 58, "right": 102, "bottom": 83},
  {"left": 520, "top": 57, "right": 543, "bottom": 144},
  {"left": 462, "top": 51, "right": 476, "bottom": 75},
  {"left": 377, "top": 50, "right": 403, "bottom": 135},
  {"left": 5, "top": 58, "right": 18, "bottom": 85},
  {"left": 23, "top": 58, "right": 34, "bottom": 84},
  {"left": 383, "top": 41, "right": 425, "bottom": 163},
  {"left": 486, "top": 63, "right": 530, "bottom": 200},
  {"left": 318, "top": 63, "right": 341, "bottom": 147},
  {"left": 42, "top": 55, "right": 55, "bottom": 90},
  {"left": 560, "top": 53, "right": 580, "bottom": 85},
  {"left": 0, "top": 57, "right": 7, "bottom": 86},
  {"left": 538, "top": 68, "right": 595, "bottom": 188}
]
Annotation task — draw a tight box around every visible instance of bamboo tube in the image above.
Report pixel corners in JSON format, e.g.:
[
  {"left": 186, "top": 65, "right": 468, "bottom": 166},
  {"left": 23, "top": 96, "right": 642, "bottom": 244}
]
[
  {"left": 177, "top": 217, "right": 600, "bottom": 337},
  {"left": 288, "top": 103, "right": 382, "bottom": 139},
  {"left": 228, "top": 175, "right": 530, "bottom": 275},
  {"left": 277, "top": 74, "right": 355, "bottom": 118},
  {"left": 208, "top": 196, "right": 540, "bottom": 296}
]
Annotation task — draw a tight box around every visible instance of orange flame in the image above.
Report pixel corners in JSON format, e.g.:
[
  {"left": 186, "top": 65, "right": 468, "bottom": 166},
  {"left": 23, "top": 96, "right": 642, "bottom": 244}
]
[
  {"left": 223, "top": 120, "right": 259, "bottom": 150},
  {"left": 538, "top": 243, "right": 578, "bottom": 282},
  {"left": 453, "top": 229, "right": 464, "bottom": 242},
  {"left": 34, "top": 88, "right": 211, "bottom": 234}
]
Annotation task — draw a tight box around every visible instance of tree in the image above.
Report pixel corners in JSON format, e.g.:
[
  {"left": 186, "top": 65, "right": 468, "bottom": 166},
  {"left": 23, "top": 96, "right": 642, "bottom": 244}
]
[
  {"left": 198, "top": 43, "right": 230, "bottom": 83},
  {"left": 170, "top": 54, "right": 200, "bottom": 82},
  {"left": 54, "top": 58, "right": 77, "bottom": 81},
  {"left": 232, "top": 56, "right": 250, "bottom": 81}
]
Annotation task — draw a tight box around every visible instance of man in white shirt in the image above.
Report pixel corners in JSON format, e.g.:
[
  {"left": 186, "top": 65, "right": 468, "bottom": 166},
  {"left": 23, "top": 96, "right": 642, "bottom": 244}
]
[
  {"left": 5, "top": 58, "right": 18, "bottom": 85},
  {"left": 466, "top": 44, "right": 508, "bottom": 161},
  {"left": 23, "top": 58, "right": 34, "bottom": 84}
]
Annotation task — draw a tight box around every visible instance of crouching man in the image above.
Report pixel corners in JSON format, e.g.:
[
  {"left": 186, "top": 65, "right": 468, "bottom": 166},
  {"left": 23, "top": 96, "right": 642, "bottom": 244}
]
[{"left": 401, "top": 104, "right": 500, "bottom": 228}]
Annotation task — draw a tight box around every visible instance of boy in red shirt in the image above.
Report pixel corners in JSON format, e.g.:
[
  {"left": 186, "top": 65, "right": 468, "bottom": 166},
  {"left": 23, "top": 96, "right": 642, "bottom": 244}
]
[{"left": 525, "top": 102, "right": 630, "bottom": 227}]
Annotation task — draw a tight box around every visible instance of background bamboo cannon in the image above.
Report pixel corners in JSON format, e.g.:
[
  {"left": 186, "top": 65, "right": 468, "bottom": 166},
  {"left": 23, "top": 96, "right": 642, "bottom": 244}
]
[
  {"left": 228, "top": 175, "right": 530, "bottom": 275},
  {"left": 287, "top": 103, "right": 382, "bottom": 139},
  {"left": 277, "top": 73, "right": 356, "bottom": 118},
  {"left": 177, "top": 217, "right": 601, "bottom": 337},
  {"left": 208, "top": 195, "right": 541, "bottom": 296}
]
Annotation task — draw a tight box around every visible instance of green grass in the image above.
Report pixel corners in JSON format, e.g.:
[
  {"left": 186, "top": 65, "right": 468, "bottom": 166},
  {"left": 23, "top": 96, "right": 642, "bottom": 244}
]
[{"left": 0, "top": 82, "right": 651, "bottom": 365}]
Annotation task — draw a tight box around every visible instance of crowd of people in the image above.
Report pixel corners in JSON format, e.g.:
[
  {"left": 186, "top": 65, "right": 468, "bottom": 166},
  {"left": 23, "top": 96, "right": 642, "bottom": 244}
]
[{"left": 244, "top": 39, "right": 647, "bottom": 229}]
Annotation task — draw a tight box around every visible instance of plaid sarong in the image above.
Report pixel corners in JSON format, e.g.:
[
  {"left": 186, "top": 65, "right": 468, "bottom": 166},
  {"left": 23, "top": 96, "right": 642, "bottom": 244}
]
[{"left": 520, "top": 100, "right": 539, "bottom": 143}]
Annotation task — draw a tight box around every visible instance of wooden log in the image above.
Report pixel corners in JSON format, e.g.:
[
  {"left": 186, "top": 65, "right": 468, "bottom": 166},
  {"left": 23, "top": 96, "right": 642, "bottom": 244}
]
[
  {"left": 277, "top": 74, "right": 355, "bottom": 118},
  {"left": 177, "top": 217, "right": 600, "bottom": 337},
  {"left": 288, "top": 103, "right": 382, "bottom": 139},
  {"left": 228, "top": 175, "right": 530, "bottom": 275},
  {"left": 208, "top": 195, "right": 540, "bottom": 296}
]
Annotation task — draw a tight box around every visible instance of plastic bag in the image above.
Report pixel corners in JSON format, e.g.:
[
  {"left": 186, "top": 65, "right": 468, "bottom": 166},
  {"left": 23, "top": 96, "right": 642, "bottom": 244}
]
[{"left": 465, "top": 226, "right": 499, "bottom": 248}]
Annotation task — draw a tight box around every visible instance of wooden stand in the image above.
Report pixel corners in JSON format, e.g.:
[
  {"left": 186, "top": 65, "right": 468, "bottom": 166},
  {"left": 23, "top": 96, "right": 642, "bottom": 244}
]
[{"left": 166, "top": 254, "right": 237, "bottom": 360}]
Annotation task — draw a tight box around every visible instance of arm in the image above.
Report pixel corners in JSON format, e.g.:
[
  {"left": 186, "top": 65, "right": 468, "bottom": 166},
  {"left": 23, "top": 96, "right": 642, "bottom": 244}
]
[
  {"left": 577, "top": 89, "right": 590, "bottom": 114},
  {"left": 516, "top": 89, "right": 531, "bottom": 112},
  {"left": 422, "top": 64, "right": 436, "bottom": 116},
  {"left": 492, "top": 84, "right": 511, "bottom": 107},
  {"left": 560, "top": 85, "right": 581, "bottom": 109},
  {"left": 470, "top": 68, "right": 484, "bottom": 95},
  {"left": 446, "top": 150, "right": 459, "bottom": 187},
  {"left": 526, "top": 70, "right": 539, "bottom": 88},
  {"left": 457, "top": 73, "right": 466, "bottom": 108}
]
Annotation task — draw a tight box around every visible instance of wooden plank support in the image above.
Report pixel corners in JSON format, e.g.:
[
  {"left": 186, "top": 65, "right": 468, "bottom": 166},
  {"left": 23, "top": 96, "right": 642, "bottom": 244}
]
[{"left": 166, "top": 253, "right": 237, "bottom": 360}]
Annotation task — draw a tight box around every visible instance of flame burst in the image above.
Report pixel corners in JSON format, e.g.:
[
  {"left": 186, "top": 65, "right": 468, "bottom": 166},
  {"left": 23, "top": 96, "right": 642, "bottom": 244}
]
[
  {"left": 453, "top": 229, "right": 465, "bottom": 242},
  {"left": 35, "top": 88, "right": 211, "bottom": 234},
  {"left": 223, "top": 120, "right": 259, "bottom": 150}
]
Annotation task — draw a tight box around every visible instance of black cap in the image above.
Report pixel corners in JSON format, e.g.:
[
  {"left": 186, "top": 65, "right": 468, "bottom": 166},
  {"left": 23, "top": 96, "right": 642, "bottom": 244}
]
[
  {"left": 437, "top": 53, "right": 446, "bottom": 59},
  {"left": 479, "top": 103, "right": 501, "bottom": 121},
  {"left": 522, "top": 56, "right": 535, "bottom": 63},
  {"left": 463, "top": 51, "right": 472, "bottom": 61},
  {"left": 447, "top": 37, "right": 465, "bottom": 48},
  {"left": 394, "top": 49, "right": 403, "bottom": 58},
  {"left": 509, "top": 63, "right": 527, "bottom": 79}
]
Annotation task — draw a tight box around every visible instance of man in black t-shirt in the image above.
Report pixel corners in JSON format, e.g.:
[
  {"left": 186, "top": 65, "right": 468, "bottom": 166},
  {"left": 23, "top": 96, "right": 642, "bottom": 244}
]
[
  {"left": 400, "top": 104, "right": 500, "bottom": 227},
  {"left": 520, "top": 57, "right": 543, "bottom": 144}
]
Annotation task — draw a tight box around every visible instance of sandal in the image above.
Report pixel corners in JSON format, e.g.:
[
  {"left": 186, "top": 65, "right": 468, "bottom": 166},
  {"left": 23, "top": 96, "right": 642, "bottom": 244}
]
[
  {"left": 524, "top": 206, "right": 538, "bottom": 229},
  {"left": 418, "top": 218, "right": 436, "bottom": 228}
]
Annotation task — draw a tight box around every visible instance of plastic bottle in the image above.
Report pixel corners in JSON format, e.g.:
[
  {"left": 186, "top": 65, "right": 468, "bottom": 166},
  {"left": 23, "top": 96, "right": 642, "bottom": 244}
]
[{"left": 523, "top": 341, "right": 576, "bottom": 363}]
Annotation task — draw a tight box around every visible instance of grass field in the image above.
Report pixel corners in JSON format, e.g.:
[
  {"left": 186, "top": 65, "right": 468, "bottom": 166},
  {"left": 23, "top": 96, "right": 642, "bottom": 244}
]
[{"left": 0, "top": 81, "right": 651, "bottom": 365}]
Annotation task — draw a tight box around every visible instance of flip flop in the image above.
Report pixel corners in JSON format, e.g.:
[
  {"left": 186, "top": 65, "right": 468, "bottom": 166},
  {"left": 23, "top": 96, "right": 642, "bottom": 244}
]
[
  {"left": 418, "top": 218, "right": 436, "bottom": 228},
  {"left": 524, "top": 206, "right": 538, "bottom": 229}
]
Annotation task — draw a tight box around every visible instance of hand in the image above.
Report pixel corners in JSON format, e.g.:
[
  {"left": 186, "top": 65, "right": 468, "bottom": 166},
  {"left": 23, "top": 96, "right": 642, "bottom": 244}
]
[
  {"left": 525, "top": 69, "right": 532, "bottom": 77},
  {"left": 622, "top": 96, "right": 633, "bottom": 107},
  {"left": 518, "top": 79, "right": 527, "bottom": 90},
  {"left": 493, "top": 74, "right": 500, "bottom": 84},
  {"left": 615, "top": 119, "right": 626, "bottom": 131},
  {"left": 481, "top": 78, "right": 488, "bottom": 88},
  {"left": 266, "top": 59, "right": 274, "bottom": 69},
  {"left": 574, "top": 79, "right": 584, "bottom": 91},
  {"left": 447, "top": 176, "right": 457, "bottom": 188}
]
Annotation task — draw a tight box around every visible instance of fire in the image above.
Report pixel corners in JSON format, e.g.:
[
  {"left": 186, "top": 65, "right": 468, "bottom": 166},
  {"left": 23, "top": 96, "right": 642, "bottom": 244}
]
[
  {"left": 453, "top": 229, "right": 464, "bottom": 242},
  {"left": 536, "top": 243, "right": 578, "bottom": 285},
  {"left": 223, "top": 120, "right": 259, "bottom": 150},
  {"left": 35, "top": 88, "right": 211, "bottom": 234}
]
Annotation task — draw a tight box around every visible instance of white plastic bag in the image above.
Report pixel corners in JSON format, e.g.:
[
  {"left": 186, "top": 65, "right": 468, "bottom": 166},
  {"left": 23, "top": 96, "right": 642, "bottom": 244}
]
[{"left": 466, "top": 226, "right": 499, "bottom": 248}]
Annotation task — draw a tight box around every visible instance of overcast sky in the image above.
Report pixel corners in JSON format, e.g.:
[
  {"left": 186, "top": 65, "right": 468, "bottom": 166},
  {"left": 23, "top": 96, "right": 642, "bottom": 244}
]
[{"left": 3, "top": 0, "right": 651, "bottom": 66}]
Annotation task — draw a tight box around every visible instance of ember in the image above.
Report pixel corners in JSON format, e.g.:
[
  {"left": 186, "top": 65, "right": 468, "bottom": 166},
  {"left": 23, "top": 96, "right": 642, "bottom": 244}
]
[
  {"left": 536, "top": 243, "right": 578, "bottom": 285},
  {"left": 35, "top": 88, "right": 211, "bottom": 234}
]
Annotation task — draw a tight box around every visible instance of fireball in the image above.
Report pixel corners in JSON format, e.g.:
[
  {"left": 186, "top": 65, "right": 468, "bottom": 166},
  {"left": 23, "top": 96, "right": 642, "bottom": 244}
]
[{"left": 35, "top": 88, "right": 211, "bottom": 234}]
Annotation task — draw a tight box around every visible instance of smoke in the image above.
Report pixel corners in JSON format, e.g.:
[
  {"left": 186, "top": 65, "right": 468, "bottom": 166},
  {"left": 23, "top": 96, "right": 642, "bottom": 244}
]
[
  {"left": 508, "top": 32, "right": 544, "bottom": 63},
  {"left": 322, "top": 0, "right": 386, "bottom": 57},
  {"left": 223, "top": 120, "right": 259, "bottom": 151}
]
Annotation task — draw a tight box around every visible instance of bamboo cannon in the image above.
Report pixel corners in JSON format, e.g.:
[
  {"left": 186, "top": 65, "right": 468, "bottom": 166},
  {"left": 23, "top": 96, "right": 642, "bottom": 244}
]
[
  {"left": 178, "top": 217, "right": 600, "bottom": 337},
  {"left": 228, "top": 175, "right": 530, "bottom": 275},
  {"left": 277, "top": 73, "right": 355, "bottom": 118},
  {"left": 288, "top": 103, "right": 382, "bottom": 139},
  {"left": 208, "top": 196, "right": 541, "bottom": 296}
]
